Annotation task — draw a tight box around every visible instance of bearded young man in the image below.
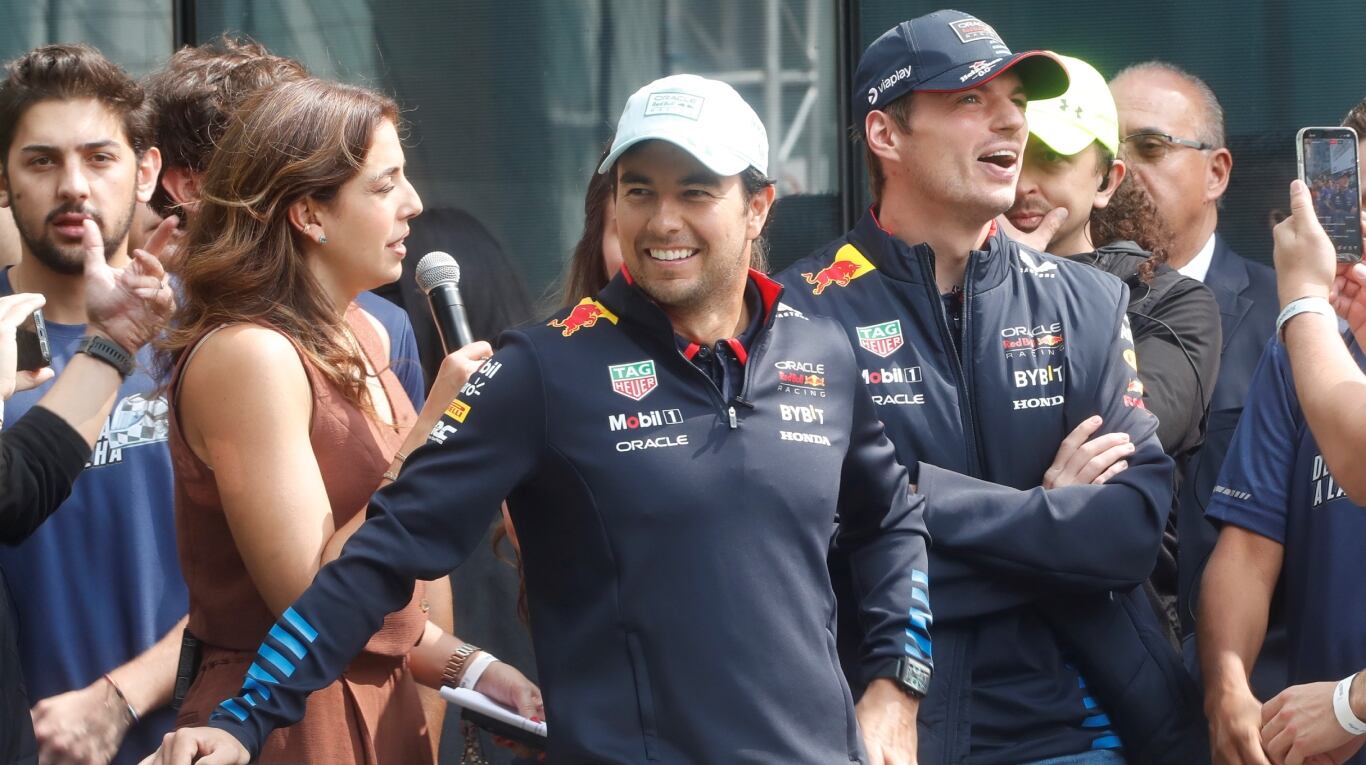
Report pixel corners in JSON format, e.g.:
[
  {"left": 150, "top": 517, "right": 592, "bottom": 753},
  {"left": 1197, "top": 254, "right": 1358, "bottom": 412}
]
[{"left": 0, "top": 43, "right": 185, "bottom": 764}]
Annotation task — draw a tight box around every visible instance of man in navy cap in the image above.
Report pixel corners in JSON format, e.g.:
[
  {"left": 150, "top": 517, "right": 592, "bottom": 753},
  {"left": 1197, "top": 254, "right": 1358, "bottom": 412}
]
[{"left": 780, "top": 10, "right": 1206, "bottom": 764}]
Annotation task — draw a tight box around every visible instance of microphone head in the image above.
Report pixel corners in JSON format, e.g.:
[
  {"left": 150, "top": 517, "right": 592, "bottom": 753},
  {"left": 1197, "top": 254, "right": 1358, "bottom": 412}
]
[{"left": 416, "top": 251, "right": 461, "bottom": 294}]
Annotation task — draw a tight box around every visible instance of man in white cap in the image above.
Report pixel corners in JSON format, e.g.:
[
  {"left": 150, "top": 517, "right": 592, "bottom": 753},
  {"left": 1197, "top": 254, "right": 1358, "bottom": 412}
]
[{"left": 145, "top": 74, "right": 933, "bottom": 765}]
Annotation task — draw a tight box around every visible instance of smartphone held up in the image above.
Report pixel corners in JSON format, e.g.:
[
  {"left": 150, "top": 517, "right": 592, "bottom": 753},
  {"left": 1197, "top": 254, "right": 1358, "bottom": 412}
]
[
  {"left": 1297, "top": 126, "right": 1365, "bottom": 263},
  {"left": 15, "top": 308, "right": 50, "bottom": 373}
]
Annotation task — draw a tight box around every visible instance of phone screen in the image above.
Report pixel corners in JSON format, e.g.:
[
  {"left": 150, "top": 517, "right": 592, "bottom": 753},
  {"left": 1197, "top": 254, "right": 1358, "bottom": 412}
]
[
  {"left": 1301, "top": 128, "right": 1364, "bottom": 262},
  {"left": 15, "top": 308, "right": 50, "bottom": 372}
]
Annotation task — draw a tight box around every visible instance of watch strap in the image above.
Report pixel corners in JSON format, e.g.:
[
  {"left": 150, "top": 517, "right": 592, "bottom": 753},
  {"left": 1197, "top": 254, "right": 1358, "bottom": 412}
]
[{"left": 77, "top": 334, "right": 135, "bottom": 378}]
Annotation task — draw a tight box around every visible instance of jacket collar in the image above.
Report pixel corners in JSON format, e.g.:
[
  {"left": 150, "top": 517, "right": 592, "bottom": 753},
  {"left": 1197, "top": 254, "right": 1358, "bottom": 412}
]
[
  {"left": 1205, "top": 234, "right": 1250, "bottom": 296},
  {"left": 848, "top": 207, "right": 1015, "bottom": 292},
  {"left": 595, "top": 265, "right": 785, "bottom": 351}
]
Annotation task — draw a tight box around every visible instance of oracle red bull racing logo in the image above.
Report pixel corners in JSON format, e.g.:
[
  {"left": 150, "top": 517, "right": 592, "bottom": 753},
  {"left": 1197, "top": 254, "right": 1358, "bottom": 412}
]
[
  {"left": 549, "top": 298, "right": 619, "bottom": 337},
  {"left": 609, "top": 359, "right": 658, "bottom": 401},
  {"left": 802, "top": 244, "right": 876, "bottom": 295},
  {"left": 1001, "top": 323, "right": 1065, "bottom": 358},
  {"left": 775, "top": 359, "right": 827, "bottom": 397}
]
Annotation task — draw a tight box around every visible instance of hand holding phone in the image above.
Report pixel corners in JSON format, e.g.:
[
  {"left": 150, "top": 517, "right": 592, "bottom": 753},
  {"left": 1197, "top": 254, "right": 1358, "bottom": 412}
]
[
  {"left": 441, "top": 686, "right": 547, "bottom": 751},
  {"left": 1297, "top": 127, "right": 1364, "bottom": 263},
  {"left": 0, "top": 292, "right": 54, "bottom": 402}
]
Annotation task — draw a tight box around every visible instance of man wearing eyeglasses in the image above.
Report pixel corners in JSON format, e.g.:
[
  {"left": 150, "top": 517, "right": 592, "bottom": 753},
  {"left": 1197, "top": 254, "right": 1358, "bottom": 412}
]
[{"left": 1110, "top": 62, "right": 1280, "bottom": 663}]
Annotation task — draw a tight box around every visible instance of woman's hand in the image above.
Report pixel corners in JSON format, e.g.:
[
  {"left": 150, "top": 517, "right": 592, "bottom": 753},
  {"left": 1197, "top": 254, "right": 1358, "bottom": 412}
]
[
  {"left": 402, "top": 342, "right": 494, "bottom": 452},
  {"left": 475, "top": 661, "right": 546, "bottom": 760},
  {"left": 425, "top": 341, "right": 494, "bottom": 413}
]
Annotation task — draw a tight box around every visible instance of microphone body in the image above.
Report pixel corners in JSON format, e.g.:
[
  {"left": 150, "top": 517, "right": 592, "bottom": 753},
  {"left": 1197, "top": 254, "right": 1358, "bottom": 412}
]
[
  {"left": 427, "top": 281, "right": 475, "bottom": 351},
  {"left": 415, "top": 251, "right": 475, "bottom": 352}
]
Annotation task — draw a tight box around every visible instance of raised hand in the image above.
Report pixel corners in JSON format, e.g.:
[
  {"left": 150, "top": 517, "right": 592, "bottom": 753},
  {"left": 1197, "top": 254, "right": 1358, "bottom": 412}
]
[
  {"left": 83, "top": 215, "right": 179, "bottom": 353},
  {"left": 1273, "top": 180, "right": 1337, "bottom": 309}
]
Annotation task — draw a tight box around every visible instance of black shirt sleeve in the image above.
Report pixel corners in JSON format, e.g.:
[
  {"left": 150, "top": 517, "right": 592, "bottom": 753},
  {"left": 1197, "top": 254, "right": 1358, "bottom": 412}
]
[
  {"left": 1129, "top": 277, "right": 1222, "bottom": 456},
  {"left": 0, "top": 405, "right": 92, "bottom": 545}
]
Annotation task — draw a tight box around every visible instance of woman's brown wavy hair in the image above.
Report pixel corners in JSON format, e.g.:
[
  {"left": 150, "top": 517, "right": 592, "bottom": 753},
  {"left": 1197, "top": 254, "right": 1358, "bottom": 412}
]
[
  {"left": 1090, "top": 169, "right": 1175, "bottom": 284},
  {"left": 158, "top": 77, "right": 399, "bottom": 409}
]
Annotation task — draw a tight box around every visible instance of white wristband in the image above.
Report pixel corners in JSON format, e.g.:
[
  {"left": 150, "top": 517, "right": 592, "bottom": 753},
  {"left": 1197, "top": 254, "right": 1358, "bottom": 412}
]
[
  {"left": 1334, "top": 674, "right": 1366, "bottom": 736},
  {"left": 459, "top": 651, "right": 498, "bottom": 690},
  {"left": 1276, "top": 296, "right": 1335, "bottom": 343}
]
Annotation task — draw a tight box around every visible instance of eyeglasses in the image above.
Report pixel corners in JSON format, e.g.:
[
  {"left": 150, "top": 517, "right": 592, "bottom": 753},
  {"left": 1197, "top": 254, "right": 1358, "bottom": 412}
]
[{"left": 1120, "top": 131, "right": 1215, "bottom": 162}]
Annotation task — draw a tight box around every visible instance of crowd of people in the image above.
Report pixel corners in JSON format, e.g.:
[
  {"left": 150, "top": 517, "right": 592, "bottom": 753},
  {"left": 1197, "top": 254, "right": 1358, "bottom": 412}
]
[{"left": 1, "top": 7, "right": 1365, "bottom": 765}]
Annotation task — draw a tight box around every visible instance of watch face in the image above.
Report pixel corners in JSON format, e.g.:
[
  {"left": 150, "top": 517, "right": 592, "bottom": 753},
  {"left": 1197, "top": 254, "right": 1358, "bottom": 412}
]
[{"left": 898, "top": 657, "right": 931, "bottom": 697}]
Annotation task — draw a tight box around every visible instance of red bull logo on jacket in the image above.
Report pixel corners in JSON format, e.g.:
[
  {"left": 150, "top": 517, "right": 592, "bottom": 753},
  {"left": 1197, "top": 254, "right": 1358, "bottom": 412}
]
[
  {"left": 550, "top": 298, "right": 620, "bottom": 337},
  {"left": 609, "top": 359, "right": 658, "bottom": 401},
  {"left": 802, "top": 245, "right": 876, "bottom": 295}
]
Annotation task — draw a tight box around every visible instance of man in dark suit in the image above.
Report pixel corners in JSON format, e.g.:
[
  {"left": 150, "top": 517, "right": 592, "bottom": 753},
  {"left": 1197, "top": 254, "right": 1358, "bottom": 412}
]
[{"left": 1111, "top": 61, "right": 1282, "bottom": 699}]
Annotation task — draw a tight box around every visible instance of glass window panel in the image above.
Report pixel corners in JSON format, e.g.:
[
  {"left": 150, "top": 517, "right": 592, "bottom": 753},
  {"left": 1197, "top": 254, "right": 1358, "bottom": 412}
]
[
  {"left": 0, "top": 0, "right": 173, "bottom": 77},
  {"left": 194, "top": 0, "right": 844, "bottom": 296},
  {"left": 857, "top": 1, "right": 1366, "bottom": 267}
]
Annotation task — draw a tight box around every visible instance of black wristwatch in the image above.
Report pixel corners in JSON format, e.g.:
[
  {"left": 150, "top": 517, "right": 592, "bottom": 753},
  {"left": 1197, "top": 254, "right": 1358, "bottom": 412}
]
[
  {"left": 892, "top": 656, "right": 931, "bottom": 699},
  {"left": 77, "top": 334, "right": 135, "bottom": 379}
]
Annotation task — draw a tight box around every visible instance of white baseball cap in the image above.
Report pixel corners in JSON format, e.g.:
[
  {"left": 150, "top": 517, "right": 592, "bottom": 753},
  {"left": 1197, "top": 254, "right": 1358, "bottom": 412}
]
[{"left": 598, "top": 74, "right": 769, "bottom": 177}]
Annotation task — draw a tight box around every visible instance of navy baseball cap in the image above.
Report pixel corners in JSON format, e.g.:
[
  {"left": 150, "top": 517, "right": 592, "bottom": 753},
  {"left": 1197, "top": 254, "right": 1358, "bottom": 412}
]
[{"left": 853, "top": 10, "right": 1069, "bottom": 128}]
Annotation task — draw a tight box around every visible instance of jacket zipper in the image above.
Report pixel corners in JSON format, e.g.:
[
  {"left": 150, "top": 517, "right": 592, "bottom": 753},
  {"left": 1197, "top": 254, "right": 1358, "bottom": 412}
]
[
  {"left": 674, "top": 345, "right": 748, "bottom": 431},
  {"left": 922, "top": 249, "right": 985, "bottom": 474},
  {"left": 678, "top": 324, "right": 773, "bottom": 431}
]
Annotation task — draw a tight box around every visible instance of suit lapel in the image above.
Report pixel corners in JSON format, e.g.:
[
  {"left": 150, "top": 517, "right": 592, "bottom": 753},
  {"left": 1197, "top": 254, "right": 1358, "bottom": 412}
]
[{"left": 1206, "top": 236, "right": 1254, "bottom": 353}]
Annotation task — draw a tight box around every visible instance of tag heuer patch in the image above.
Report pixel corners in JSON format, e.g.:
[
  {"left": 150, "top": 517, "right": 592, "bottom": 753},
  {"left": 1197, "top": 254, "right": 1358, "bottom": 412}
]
[
  {"left": 609, "top": 360, "right": 659, "bottom": 401},
  {"left": 857, "top": 320, "right": 905, "bottom": 358}
]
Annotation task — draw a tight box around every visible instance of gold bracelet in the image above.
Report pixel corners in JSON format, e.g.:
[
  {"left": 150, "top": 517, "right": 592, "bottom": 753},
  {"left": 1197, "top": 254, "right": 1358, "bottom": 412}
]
[
  {"left": 382, "top": 469, "right": 399, "bottom": 482},
  {"left": 442, "top": 643, "right": 481, "bottom": 687},
  {"left": 393, "top": 450, "right": 410, "bottom": 463}
]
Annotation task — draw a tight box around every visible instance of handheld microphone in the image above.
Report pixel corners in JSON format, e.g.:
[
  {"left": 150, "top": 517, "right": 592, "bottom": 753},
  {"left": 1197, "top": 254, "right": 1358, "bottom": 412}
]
[{"left": 415, "top": 251, "right": 475, "bottom": 352}]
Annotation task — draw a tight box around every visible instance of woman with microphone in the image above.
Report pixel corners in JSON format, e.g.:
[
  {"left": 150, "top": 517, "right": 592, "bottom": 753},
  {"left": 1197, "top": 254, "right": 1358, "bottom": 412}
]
[{"left": 156, "top": 77, "right": 538, "bottom": 762}]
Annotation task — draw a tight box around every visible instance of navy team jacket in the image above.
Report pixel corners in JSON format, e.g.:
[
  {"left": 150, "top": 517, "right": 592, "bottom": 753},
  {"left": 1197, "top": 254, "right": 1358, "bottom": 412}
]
[
  {"left": 204, "top": 270, "right": 933, "bottom": 764},
  {"left": 778, "top": 212, "right": 1206, "bottom": 765}
]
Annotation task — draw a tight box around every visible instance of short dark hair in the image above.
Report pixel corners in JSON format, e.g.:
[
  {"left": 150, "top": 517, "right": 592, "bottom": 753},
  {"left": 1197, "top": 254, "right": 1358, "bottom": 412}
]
[
  {"left": 0, "top": 44, "right": 152, "bottom": 167},
  {"left": 144, "top": 35, "right": 308, "bottom": 216},
  {"left": 859, "top": 94, "right": 914, "bottom": 206}
]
